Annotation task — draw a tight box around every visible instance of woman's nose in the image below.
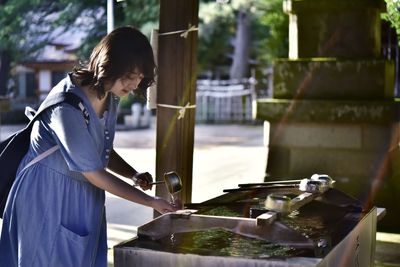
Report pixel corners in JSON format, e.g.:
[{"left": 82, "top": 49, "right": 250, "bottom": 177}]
[{"left": 138, "top": 75, "right": 144, "bottom": 84}]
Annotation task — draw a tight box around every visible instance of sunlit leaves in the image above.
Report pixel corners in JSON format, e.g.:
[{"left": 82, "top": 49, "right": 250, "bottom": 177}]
[{"left": 383, "top": 0, "right": 400, "bottom": 42}]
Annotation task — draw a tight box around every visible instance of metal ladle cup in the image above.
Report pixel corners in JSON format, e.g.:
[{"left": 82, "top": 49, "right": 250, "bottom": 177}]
[
  {"left": 163, "top": 171, "right": 182, "bottom": 194},
  {"left": 143, "top": 171, "right": 182, "bottom": 195}
]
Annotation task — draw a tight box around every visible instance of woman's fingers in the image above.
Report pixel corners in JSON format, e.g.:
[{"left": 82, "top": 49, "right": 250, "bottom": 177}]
[{"left": 153, "top": 197, "right": 179, "bottom": 214}]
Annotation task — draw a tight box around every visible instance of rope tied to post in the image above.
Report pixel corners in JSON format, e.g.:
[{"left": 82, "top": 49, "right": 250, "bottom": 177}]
[
  {"left": 157, "top": 102, "right": 196, "bottom": 120},
  {"left": 154, "top": 23, "right": 197, "bottom": 118},
  {"left": 158, "top": 24, "right": 198, "bottom": 39}
]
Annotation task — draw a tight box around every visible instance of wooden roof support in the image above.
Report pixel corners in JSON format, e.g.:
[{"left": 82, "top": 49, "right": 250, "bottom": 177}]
[{"left": 155, "top": 0, "right": 199, "bottom": 209}]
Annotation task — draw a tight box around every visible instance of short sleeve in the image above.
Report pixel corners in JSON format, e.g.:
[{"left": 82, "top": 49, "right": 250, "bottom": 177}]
[{"left": 48, "top": 104, "right": 104, "bottom": 172}]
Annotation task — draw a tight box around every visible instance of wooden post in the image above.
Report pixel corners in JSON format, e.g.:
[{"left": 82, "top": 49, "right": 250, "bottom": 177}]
[{"left": 155, "top": 0, "right": 199, "bottom": 210}]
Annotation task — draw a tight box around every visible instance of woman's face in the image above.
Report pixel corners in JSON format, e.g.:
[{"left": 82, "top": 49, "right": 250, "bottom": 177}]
[{"left": 109, "top": 71, "right": 144, "bottom": 97}]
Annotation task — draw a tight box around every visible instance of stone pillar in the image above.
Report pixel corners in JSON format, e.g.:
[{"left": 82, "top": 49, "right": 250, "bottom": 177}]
[{"left": 255, "top": 0, "right": 400, "bottom": 233}]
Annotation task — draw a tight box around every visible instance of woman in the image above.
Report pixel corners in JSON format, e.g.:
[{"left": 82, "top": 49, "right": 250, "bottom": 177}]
[{"left": 0, "top": 26, "right": 177, "bottom": 266}]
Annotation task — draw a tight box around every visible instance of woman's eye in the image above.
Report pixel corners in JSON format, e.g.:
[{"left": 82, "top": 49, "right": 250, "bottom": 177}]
[{"left": 125, "top": 76, "right": 137, "bottom": 82}]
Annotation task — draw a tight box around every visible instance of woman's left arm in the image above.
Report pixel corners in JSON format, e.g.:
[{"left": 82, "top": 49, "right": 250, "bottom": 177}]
[
  {"left": 107, "top": 148, "right": 137, "bottom": 177},
  {"left": 107, "top": 148, "right": 153, "bottom": 190}
]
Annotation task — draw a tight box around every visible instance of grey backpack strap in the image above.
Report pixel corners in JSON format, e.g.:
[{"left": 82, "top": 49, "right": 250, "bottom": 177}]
[
  {"left": 33, "top": 92, "right": 90, "bottom": 125},
  {"left": 21, "top": 92, "right": 90, "bottom": 172},
  {"left": 21, "top": 146, "right": 59, "bottom": 173},
  {"left": 24, "top": 106, "right": 37, "bottom": 121}
]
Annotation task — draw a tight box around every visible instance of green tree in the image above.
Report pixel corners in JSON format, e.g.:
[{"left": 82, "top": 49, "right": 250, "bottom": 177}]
[
  {"left": 118, "top": 0, "right": 159, "bottom": 33},
  {"left": 77, "top": 0, "right": 160, "bottom": 60},
  {"left": 256, "top": 0, "right": 288, "bottom": 65},
  {"left": 0, "top": 0, "right": 107, "bottom": 95},
  {"left": 382, "top": 0, "right": 400, "bottom": 42},
  {"left": 0, "top": 0, "right": 161, "bottom": 99},
  {"left": 197, "top": 0, "right": 288, "bottom": 78},
  {"left": 0, "top": 0, "right": 288, "bottom": 95},
  {"left": 198, "top": 1, "right": 235, "bottom": 77}
]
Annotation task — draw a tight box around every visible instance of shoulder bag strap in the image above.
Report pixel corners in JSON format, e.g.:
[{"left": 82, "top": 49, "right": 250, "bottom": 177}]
[
  {"left": 20, "top": 92, "right": 90, "bottom": 172},
  {"left": 20, "top": 145, "right": 59, "bottom": 173}
]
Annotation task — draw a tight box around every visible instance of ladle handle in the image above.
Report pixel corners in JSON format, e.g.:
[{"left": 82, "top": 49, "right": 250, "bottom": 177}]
[
  {"left": 132, "top": 177, "right": 165, "bottom": 186},
  {"left": 149, "top": 181, "right": 165, "bottom": 185}
]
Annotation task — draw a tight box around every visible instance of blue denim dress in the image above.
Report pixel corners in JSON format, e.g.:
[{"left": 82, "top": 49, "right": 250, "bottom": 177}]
[{"left": 0, "top": 74, "right": 119, "bottom": 267}]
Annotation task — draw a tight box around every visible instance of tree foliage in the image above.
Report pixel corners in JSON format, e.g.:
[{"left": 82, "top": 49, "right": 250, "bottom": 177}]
[
  {"left": 0, "top": 0, "right": 104, "bottom": 61},
  {"left": 255, "top": 0, "right": 288, "bottom": 64},
  {"left": 197, "top": 0, "right": 288, "bottom": 76},
  {"left": 0, "top": 0, "right": 288, "bottom": 94},
  {"left": 382, "top": 0, "right": 400, "bottom": 43},
  {"left": 0, "top": 0, "right": 161, "bottom": 94},
  {"left": 77, "top": 0, "right": 160, "bottom": 60},
  {"left": 198, "top": 2, "right": 235, "bottom": 75},
  {"left": 0, "top": 0, "right": 109, "bottom": 94}
]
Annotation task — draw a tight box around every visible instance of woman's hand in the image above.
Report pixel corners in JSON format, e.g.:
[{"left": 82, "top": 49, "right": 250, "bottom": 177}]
[
  {"left": 133, "top": 172, "right": 153, "bottom": 190},
  {"left": 84, "top": 170, "right": 177, "bottom": 212},
  {"left": 151, "top": 197, "right": 179, "bottom": 214}
]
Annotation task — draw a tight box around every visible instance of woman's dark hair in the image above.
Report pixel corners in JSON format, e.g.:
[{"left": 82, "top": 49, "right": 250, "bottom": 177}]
[{"left": 73, "top": 26, "right": 156, "bottom": 99}]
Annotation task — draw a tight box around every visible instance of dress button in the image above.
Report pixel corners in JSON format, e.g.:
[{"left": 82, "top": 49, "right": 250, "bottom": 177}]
[
  {"left": 105, "top": 155, "right": 110, "bottom": 159},
  {"left": 105, "top": 130, "right": 109, "bottom": 134},
  {"left": 106, "top": 136, "right": 110, "bottom": 140},
  {"left": 106, "top": 149, "right": 111, "bottom": 153}
]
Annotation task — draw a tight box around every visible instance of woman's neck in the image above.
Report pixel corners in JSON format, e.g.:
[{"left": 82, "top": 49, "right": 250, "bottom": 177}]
[
  {"left": 85, "top": 89, "right": 108, "bottom": 118},
  {"left": 71, "top": 75, "right": 108, "bottom": 118}
]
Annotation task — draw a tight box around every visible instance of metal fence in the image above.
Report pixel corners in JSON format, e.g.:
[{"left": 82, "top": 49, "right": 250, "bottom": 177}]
[{"left": 196, "top": 78, "right": 256, "bottom": 123}]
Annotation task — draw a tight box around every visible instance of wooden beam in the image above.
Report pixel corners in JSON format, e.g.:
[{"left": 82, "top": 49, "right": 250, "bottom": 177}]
[{"left": 156, "top": 0, "right": 199, "bottom": 209}]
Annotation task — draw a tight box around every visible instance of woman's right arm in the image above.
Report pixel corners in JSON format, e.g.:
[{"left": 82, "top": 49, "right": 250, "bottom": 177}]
[{"left": 83, "top": 169, "right": 177, "bottom": 214}]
